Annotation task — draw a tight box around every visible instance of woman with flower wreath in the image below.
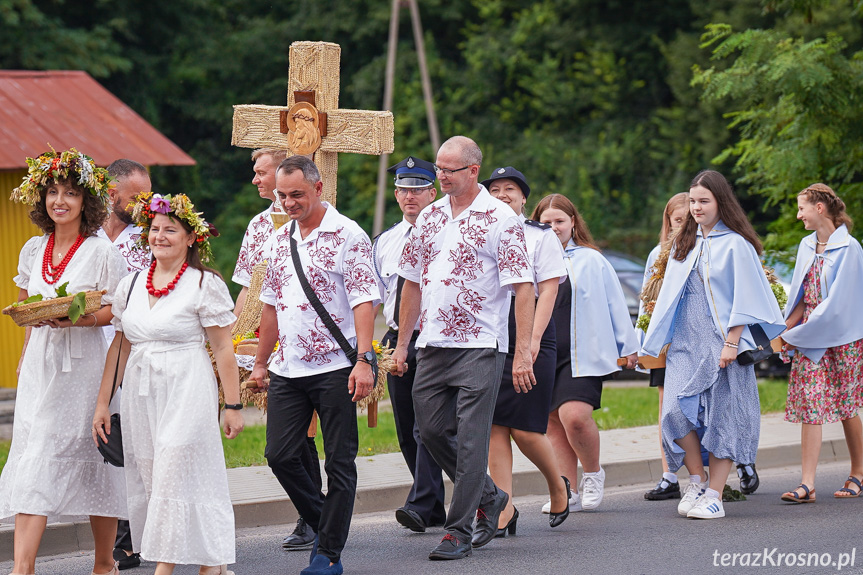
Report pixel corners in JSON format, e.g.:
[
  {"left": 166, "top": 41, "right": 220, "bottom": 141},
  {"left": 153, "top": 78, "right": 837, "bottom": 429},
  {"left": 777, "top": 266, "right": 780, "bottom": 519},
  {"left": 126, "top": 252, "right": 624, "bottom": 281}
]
[
  {"left": 779, "top": 184, "right": 863, "bottom": 503},
  {"left": 92, "top": 192, "right": 244, "bottom": 575},
  {"left": 0, "top": 148, "right": 127, "bottom": 575},
  {"left": 643, "top": 170, "right": 785, "bottom": 520}
]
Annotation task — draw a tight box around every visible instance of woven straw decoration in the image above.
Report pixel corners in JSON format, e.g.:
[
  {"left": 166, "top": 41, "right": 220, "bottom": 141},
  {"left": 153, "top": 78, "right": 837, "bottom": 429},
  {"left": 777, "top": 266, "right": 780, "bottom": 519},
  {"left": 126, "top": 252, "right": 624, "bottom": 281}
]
[
  {"left": 230, "top": 40, "right": 394, "bottom": 208},
  {"left": 2, "top": 290, "right": 106, "bottom": 327}
]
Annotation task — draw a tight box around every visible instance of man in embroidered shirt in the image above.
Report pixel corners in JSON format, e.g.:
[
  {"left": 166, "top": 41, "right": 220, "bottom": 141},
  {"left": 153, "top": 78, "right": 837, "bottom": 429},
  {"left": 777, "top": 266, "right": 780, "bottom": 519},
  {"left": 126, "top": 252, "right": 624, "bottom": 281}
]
[
  {"left": 232, "top": 147, "right": 287, "bottom": 316},
  {"left": 249, "top": 155, "right": 378, "bottom": 575},
  {"left": 233, "top": 148, "right": 321, "bottom": 551},
  {"left": 373, "top": 156, "right": 446, "bottom": 533},
  {"left": 100, "top": 159, "right": 150, "bottom": 570},
  {"left": 393, "top": 136, "right": 536, "bottom": 560}
]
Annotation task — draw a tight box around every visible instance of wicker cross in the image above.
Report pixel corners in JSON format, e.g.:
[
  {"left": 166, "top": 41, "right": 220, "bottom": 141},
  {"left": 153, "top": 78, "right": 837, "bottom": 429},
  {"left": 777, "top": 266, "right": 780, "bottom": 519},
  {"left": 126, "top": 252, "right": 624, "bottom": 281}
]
[{"left": 231, "top": 41, "right": 395, "bottom": 205}]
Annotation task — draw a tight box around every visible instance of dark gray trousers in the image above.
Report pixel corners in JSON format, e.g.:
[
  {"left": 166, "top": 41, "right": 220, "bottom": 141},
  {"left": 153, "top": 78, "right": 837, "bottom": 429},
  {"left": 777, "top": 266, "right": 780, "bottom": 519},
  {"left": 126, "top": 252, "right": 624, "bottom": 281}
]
[{"left": 412, "top": 346, "right": 506, "bottom": 542}]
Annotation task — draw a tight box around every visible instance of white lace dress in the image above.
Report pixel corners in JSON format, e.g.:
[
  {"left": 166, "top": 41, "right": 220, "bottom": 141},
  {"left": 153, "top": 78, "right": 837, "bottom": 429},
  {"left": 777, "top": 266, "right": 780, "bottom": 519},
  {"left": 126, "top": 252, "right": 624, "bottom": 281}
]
[
  {"left": 0, "top": 235, "right": 127, "bottom": 522},
  {"left": 112, "top": 268, "right": 237, "bottom": 565}
]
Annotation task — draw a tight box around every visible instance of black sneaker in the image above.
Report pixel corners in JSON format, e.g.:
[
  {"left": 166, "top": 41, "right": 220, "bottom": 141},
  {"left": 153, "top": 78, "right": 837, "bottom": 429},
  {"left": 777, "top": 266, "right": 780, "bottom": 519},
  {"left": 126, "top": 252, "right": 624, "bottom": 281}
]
[
  {"left": 644, "top": 478, "right": 681, "bottom": 500},
  {"left": 737, "top": 463, "right": 760, "bottom": 495},
  {"left": 283, "top": 517, "right": 317, "bottom": 550},
  {"left": 112, "top": 548, "right": 141, "bottom": 570}
]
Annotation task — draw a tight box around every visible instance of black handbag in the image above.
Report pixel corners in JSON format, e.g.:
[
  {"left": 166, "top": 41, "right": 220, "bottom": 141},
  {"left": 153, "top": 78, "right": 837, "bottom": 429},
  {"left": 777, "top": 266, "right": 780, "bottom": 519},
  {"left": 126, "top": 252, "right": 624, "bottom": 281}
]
[
  {"left": 97, "top": 271, "right": 139, "bottom": 467},
  {"left": 289, "top": 220, "right": 377, "bottom": 382},
  {"left": 736, "top": 323, "right": 774, "bottom": 366}
]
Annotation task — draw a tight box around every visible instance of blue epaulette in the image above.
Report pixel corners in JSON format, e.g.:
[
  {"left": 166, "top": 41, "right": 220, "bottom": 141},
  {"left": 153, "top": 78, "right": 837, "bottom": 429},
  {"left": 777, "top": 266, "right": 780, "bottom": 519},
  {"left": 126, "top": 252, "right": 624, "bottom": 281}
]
[{"left": 525, "top": 219, "right": 551, "bottom": 230}]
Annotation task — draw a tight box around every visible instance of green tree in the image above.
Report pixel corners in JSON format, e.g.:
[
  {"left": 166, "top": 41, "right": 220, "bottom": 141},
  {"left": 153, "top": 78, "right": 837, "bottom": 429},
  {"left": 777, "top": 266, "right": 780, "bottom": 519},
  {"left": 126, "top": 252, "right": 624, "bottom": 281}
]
[{"left": 692, "top": 1, "right": 863, "bottom": 256}]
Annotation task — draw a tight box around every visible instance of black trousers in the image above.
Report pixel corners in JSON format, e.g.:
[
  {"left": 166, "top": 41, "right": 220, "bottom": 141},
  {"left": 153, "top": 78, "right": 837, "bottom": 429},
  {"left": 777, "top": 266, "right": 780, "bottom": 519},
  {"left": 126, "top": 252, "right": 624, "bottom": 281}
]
[
  {"left": 382, "top": 329, "right": 446, "bottom": 525},
  {"left": 266, "top": 367, "right": 358, "bottom": 563}
]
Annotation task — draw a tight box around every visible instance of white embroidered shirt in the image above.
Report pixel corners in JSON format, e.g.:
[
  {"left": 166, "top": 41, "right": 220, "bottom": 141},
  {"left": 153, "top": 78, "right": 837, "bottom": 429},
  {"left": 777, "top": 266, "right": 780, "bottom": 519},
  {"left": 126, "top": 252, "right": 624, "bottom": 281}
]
[
  {"left": 397, "top": 186, "right": 531, "bottom": 350},
  {"left": 259, "top": 203, "right": 380, "bottom": 377},
  {"left": 232, "top": 203, "right": 275, "bottom": 288}
]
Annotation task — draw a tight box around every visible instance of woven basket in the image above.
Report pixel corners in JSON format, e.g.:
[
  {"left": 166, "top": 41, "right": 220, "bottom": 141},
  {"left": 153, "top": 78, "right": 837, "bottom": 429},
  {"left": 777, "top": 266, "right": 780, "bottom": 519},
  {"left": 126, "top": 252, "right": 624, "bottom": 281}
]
[{"left": 2, "top": 290, "right": 105, "bottom": 327}]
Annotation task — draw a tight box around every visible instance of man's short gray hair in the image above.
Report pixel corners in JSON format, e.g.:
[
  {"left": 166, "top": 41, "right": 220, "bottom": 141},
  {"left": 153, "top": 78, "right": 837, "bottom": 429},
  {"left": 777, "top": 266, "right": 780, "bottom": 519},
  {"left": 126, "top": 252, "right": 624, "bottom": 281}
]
[
  {"left": 441, "top": 135, "right": 483, "bottom": 167},
  {"left": 278, "top": 155, "right": 321, "bottom": 185},
  {"left": 107, "top": 159, "right": 148, "bottom": 180}
]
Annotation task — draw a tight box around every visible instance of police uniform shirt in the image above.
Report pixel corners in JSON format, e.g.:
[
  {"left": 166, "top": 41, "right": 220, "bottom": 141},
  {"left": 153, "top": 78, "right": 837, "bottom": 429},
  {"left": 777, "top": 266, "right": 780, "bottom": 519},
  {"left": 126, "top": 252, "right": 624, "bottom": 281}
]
[{"left": 373, "top": 219, "right": 414, "bottom": 331}]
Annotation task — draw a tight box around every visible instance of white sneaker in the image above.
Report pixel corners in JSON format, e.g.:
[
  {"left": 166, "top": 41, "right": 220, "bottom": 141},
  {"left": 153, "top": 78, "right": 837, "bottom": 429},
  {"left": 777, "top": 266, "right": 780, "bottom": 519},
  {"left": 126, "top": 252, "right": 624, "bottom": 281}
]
[
  {"left": 677, "top": 479, "right": 707, "bottom": 517},
  {"left": 687, "top": 493, "right": 725, "bottom": 519},
  {"left": 580, "top": 467, "right": 606, "bottom": 510},
  {"left": 541, "top": 490, "right": 582, "bottom": 514}
]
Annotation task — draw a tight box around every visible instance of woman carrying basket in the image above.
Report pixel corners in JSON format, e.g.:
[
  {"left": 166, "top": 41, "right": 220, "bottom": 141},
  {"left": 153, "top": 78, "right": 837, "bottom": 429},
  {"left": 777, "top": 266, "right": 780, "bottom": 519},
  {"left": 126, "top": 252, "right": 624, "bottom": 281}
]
[
  {"left": 0, "top": 149, "right": 127, "bottom": 575},
  {"left": 92, "top": 192, "right": 244, "bottom": 575}
]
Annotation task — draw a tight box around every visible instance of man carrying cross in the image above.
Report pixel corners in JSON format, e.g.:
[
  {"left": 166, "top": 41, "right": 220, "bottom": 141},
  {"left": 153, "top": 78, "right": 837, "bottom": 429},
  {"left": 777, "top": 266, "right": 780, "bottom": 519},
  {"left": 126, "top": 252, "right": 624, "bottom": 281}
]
[
  {"left": 392, "top": 136, "right": 536, "bottom": 560},
  {"left": 249, "top": 155, "right": 378, "bottom": 575}
]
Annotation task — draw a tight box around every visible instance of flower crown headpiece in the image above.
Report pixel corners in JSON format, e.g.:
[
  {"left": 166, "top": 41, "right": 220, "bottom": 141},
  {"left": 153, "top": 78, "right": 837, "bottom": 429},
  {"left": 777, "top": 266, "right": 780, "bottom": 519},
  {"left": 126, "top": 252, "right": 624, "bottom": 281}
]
[
  {"left": 131, "top": 191, "right": 219, "bottom": 263},
  {"left": 10, "top": 147, "right": 111, "bottom": 206}
]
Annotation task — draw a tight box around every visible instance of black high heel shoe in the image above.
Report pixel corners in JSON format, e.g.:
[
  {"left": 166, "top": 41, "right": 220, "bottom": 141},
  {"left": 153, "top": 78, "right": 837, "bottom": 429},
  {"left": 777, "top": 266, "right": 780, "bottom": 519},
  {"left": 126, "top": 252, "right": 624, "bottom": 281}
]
[
  {"left": 495, "top": 507, "right": 518, "bottom": 538},
  {"left": 549, "top": 476, "right": 571, "bottom": 528}
]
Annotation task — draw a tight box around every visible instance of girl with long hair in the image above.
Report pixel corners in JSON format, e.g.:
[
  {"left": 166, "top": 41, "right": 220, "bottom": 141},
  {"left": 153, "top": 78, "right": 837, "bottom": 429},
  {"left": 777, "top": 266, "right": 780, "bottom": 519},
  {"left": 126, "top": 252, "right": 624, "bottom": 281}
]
[{"left": 643, "top": 170, "right": 784, "bottom": 519}]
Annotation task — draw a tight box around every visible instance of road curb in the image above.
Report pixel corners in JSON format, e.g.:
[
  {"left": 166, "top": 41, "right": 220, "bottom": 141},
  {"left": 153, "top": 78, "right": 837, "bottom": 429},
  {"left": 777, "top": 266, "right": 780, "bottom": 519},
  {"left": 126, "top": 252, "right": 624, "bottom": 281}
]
[{"left": 0, "top": 437, "right": 848, "bottom": 562}]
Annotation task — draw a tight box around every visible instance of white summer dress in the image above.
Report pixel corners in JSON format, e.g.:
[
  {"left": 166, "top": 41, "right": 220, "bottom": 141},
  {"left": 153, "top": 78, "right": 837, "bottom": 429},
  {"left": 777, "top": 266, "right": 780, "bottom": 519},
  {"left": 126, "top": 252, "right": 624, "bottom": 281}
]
[
  {"left": 0, "top": 235, "right": 127, "bottom": 522},
  {"left": 112, "top": 267, "right": 237, "bottom": 565}
]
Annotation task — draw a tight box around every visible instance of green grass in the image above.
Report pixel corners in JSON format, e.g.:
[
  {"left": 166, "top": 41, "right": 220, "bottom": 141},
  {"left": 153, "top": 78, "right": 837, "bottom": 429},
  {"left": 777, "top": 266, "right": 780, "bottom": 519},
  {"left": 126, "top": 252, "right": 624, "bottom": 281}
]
[
  {"left": 222, "top": 409, "right": 401, "bottom": 469},
  {"left": 595, "top": 378, "right": 789, "bottom": 431},
  {"left": 0, "top": 379, "right": 791, "bottom": 473}
]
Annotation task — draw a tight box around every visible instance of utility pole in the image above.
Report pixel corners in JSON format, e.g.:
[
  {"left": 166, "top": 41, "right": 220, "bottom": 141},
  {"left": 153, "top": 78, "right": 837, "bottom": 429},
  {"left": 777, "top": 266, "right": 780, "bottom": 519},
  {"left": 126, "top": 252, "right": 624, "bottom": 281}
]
[{"left": 372, "top": 0, "right": 440, "bottom": 237}]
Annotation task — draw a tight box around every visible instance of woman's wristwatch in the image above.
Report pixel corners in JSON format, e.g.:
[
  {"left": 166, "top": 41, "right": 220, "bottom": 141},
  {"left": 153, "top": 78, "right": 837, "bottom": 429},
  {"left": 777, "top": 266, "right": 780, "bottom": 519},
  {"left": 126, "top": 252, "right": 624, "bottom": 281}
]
[{"left": 223, "top": 403, "right": 243, "bottom": 410}]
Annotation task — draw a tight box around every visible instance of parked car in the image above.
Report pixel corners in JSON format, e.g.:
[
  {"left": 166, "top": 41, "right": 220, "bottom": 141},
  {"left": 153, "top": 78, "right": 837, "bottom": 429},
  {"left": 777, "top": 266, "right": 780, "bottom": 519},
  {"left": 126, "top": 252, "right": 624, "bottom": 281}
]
[{"left": 603, "top": 250, "right": 645, "bottom": 327}]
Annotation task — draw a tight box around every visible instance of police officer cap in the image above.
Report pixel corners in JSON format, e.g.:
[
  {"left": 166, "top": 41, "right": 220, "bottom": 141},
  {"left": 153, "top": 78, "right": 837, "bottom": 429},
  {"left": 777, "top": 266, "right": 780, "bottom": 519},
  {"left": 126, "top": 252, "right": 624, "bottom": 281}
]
[
  {"left": 387, "top": 156, "right": 436, "bottom": 189},
  {"left": 481, "top": 166, "right": 531, "bottom": 198}
]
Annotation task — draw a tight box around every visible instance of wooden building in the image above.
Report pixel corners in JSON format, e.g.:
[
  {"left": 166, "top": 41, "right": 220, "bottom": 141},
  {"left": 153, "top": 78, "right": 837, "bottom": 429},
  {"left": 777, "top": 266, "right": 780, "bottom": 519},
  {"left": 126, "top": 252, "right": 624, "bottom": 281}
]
[{"left": 0, "top": 70, "right": 195, "bottom": 387}]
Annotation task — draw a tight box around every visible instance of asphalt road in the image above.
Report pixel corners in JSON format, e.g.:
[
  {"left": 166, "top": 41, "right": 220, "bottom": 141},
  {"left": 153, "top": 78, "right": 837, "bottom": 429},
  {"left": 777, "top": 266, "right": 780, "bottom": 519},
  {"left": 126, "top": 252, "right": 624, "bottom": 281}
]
[{"left": 5, "top": 461, "right": 862, "bottom": 575}]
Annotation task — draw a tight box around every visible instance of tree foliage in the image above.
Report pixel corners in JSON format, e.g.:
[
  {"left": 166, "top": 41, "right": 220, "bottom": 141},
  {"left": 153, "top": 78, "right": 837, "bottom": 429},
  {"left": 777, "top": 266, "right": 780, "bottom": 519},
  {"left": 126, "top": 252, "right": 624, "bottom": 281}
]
[
  {"left": 2, "top": 0, "right": 861, "bottom": 285},
  {"left": 693, "top": 1, "right": 863, "bottom": 256}
]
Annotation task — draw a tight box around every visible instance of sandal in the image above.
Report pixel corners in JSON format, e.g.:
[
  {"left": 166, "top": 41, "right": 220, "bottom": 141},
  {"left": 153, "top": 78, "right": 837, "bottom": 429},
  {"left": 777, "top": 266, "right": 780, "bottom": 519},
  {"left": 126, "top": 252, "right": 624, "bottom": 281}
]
[
  {"left": 91, "top": 562, "right": 119, "bottom": 575},
  {"left": 834, "top": 476, "right": 863, "bottom": 498},
  {"left": 780, "top": 484, "right": 816, "bottom": 503}
]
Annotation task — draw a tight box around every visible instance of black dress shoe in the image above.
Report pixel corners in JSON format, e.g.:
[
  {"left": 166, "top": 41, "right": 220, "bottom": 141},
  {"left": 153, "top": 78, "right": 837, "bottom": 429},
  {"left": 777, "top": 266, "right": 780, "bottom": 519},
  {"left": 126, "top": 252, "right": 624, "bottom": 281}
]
[
  {"left": 395, "top": 507, "right": 428, "bottom": 532},
  {"left": 283, "top": 517, "right": 317, "bottom": 550},
  {"left": 644, "top": 478, "right": 681, "bottom": 500},
  {"left": 471, "top": 489, "right": 509, "bottom": 548},
  {"left": 429, "top": 534, "right": 472, "bottom": 560},
  {"left": 495, "top": 507, "right": 518, "bottom": 538},
  {"left": 549, "top": 476, "right": 571, "bottom": 528},
  {"left": 112, "top": 548, "right": 141, "bottom": 570},
  {"left": 737, "top": 463, "right": 760, "bottom": 495}
]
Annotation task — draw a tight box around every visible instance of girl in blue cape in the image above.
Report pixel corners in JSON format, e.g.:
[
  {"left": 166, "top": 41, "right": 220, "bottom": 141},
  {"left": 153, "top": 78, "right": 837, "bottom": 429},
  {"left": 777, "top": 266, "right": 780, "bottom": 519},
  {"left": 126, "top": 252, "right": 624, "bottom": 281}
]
[
  {"left": 534, "top": 194, "right": 639, "bottom": 514},
  {"left": 638, "top": 192, "right": 689, "bottom": 501},
  {"left": 779, "top": 183, "right": 863, "bottom": 503},
  {"left": 643, "top": 170, "right": 784, "bottom": 520}
]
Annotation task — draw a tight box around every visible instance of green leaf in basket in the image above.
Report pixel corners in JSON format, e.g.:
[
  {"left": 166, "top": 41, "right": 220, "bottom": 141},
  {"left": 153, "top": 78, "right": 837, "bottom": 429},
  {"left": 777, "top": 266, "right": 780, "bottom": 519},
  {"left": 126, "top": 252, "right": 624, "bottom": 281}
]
[
  {"left": 56, "top": 281, "right": 70, "bottom": 298},
  {"left": 68, "top": 292, "right": 87, "bottom": 324},
  {"left": 12, "top": 294, "right": 43, "bottom": 307}
]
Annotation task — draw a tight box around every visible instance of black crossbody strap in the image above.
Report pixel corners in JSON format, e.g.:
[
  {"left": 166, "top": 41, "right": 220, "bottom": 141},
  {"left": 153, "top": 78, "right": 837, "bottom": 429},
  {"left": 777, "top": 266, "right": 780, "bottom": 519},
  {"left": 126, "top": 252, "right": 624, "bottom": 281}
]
[
  {"left": 290, "top": 221, "right": 357, "bottom": 364},
  {"left": 109, "top": 271, "right": 140, "bottom": 402}
]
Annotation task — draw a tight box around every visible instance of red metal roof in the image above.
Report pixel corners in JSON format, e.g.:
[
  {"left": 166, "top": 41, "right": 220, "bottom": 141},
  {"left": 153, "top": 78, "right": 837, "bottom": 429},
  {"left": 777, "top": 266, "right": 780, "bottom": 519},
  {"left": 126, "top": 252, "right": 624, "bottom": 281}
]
[{"left": 0, "top": 70, "right": 195, "bottom": 170}]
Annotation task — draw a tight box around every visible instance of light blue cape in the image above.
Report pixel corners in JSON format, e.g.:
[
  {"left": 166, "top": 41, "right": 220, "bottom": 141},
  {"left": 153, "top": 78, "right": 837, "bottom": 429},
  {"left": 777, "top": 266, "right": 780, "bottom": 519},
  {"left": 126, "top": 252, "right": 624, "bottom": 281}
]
[
  {"left": 782, "top": 224, "right": 863, "bottom": 362},
  {"left": 643, "top": 222, "right": 785, "bottom": 357}
]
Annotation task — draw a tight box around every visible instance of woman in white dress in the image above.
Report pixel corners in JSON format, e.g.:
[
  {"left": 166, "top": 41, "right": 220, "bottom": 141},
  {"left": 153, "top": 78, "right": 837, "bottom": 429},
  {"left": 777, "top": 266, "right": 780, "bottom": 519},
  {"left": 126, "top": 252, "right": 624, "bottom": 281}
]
[
  {"left": 1, "top": 149, "right": 127, "bottom": 575},
  {"left": 93, "top": 192, "right": 244, "bottom": 575}
]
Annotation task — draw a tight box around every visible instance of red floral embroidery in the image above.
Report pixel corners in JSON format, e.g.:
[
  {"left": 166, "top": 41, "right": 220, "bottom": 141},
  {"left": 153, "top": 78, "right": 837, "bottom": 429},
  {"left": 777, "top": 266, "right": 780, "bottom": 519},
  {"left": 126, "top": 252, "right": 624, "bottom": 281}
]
[
  {"left": 437, "top": 285, "right": 485, "bottom": 342},
  {"left": 297, "top": 316, "right": 344, "bottom": 365},
  {"left": 448, "top": 242, "right": 483, "bottom": 280},
  {"left": 498, "top": 224, "right": 529, "bottom": 277}
]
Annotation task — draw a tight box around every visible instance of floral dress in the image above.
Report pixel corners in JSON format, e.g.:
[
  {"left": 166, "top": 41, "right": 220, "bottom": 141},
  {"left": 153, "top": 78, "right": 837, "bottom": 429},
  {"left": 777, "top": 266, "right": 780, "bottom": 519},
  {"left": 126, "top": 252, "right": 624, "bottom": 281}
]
[{"left": 785, "top": 255, "right": 863, "bottom": 424}]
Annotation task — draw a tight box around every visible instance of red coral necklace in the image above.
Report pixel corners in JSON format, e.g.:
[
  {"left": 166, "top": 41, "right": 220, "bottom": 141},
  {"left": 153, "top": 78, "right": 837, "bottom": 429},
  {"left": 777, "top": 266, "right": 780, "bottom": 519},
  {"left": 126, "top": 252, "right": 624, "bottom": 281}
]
[
  {"left": 146, "top": 260, "right": 188, "bottom": 297},
  {"left": 42, "top": 233, "right": 85, "bottom": 284}
]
